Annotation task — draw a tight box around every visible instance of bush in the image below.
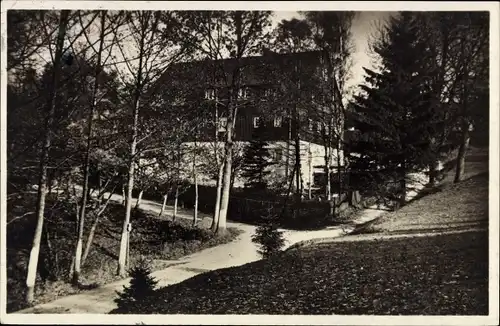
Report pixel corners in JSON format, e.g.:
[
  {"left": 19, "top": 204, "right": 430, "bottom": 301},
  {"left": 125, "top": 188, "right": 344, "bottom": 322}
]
[
  {"left": 251, "top": 212, "right": 285, "bottom": 259},
  {"left": 114, "top": 257, "right": 158, "bottom": 313}
]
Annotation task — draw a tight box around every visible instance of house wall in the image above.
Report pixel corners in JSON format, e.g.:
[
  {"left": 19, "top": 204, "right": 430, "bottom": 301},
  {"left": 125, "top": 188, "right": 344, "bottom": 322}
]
[{"left": 181, "top": 140, "right": 343, "bottom": 191}]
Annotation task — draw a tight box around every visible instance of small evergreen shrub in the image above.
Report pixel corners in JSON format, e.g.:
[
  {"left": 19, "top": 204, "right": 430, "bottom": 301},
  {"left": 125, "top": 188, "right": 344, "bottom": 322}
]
[
  {"left": 114, "top": 257, "right": 158, "bottom": 313},
  {"left": 251, "top": 211, "right": 286, "bottom": 259}
]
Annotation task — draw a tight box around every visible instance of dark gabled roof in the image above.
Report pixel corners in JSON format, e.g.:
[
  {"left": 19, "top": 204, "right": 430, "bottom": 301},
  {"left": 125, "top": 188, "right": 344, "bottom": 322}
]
[{"left": 156, "top": 49, "right": 324, "bottom": 89}]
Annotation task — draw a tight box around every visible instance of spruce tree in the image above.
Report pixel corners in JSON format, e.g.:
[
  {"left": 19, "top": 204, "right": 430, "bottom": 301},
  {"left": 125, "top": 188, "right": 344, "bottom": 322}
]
[
  {"left": 241, "top": 119, "right": 275, "bottom": 190},
  {"left": 114, "top": 257, "right": 158, "bottom": 313},
  {"left": 251, "top": 210, "right": 285, "bottom": 259},
  {"left": 347, "top": 13, "right": 439, "bottom": 207}
]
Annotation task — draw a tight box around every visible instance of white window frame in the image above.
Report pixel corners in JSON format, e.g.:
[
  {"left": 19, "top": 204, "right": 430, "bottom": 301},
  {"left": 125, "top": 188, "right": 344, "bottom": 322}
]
[
  {"left": 253, "top": 116, "right": 261, "bottom": 128},
  {"left": 238, "top": 87, "right": 248, "bottom": 99},
  {"left": 273, "top": 116, "right": 283, "bottom": 128},
  {"left": 265, "top": 88, "right": 277, "bottom": 98},
  {"left": 218, "top": 117, "right": 228, "bottom": 133},
  {"left": 205, "top": 88, "right": 216, "bottom": 100}
]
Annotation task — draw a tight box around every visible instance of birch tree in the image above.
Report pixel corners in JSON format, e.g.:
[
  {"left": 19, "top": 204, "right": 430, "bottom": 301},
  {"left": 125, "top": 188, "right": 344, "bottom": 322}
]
[
  {"left": 24, "top": 9, "right": 70, "bottom": 304},
  {"left": 180, "top": 11, "right": 273, "bottom": 234},
  {"left": 303, "top": 11, "right": 356, "bottom": 199},
  {"left": 108, "top": 10, "right": 189, "bottom": 276},
  {"left": 71, "top": 10, "right": 108, "bottom": 286}
]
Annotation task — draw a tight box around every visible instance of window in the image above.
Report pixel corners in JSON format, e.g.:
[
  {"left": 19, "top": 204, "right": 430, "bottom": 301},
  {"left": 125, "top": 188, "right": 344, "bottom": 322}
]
[
  {"left": 205, "top": 88, "right": 216, "bottom": 100},
  {"left": 273, "top": 116, "right": 283, "bottom": 128},
  {"left": 274, "top": 148, "right": 283, "bottom": 162},
  {"left": 238, "top": 87, "right": 249, "bottom": 99},
  {"left": 253, "top": 116, "right": 261, "bottom": 128},
  {"left": 264, "top": 88, "right": 277, "bottom": 98},
  {"left": 218, "top": 117, "right": 227, "bottom": 133},
  {"left": 317, "top": 121, "right": 323, "bottom": 133}
]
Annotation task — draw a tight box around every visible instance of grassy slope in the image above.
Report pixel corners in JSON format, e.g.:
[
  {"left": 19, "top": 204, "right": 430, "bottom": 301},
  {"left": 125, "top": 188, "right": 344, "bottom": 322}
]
[
  {"left": 353, "top": 146, "right": 489, "bottom": 235},
  {"left": 122, "top": 231, "right": 488, "bottom": 315},
  {"left": 117, "top": 148, "right": 490, "bottom": 315}
]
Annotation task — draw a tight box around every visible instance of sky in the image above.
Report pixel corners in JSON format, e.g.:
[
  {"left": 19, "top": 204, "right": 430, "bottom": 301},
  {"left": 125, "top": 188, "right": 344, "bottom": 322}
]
[
  {"left": 10, "top": 9, "right": 393, "bottom": 95},
  {"left": 272, "top": 11, "right": 393, "bottom": 92}
]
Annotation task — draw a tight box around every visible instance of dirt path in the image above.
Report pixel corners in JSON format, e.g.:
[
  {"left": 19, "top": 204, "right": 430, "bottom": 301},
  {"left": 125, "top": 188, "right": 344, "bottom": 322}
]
[
  {"left": 16, "top": 194, "right": 387, "bottom": 314},
  {"left": 18, "top": 148, "right": 486, "bottom": 315}
]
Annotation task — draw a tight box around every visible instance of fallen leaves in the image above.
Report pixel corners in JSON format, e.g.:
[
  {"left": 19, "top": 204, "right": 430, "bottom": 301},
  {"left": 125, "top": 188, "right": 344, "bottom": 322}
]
[{"left": 116, "top": 230, "right": 488, "bottom": 315}]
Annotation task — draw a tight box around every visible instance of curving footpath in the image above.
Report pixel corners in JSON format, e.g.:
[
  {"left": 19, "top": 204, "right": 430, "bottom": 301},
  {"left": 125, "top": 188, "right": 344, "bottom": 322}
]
[{"left": 15, "top": 195, "right": 386, "bottom": 314}]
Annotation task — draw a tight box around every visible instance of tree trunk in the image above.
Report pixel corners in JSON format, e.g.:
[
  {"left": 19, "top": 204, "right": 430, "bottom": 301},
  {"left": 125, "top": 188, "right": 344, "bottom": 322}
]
[
  {"left": 25, "top": 11, "right": 69, "bottom": 304},
  {"left": 173, "top": 186, "right": 179, "bottom": 222},
  {"left": 121, "top": 184, "right": 126, "bottom": 206},
  {"left": 134, "top": 189, "right": 144, "bottom": 210},
  {"left": 117, "top": 15, "right": 148, "bottom": 277},
  {"left": 193, "top": 178, "right": 199, "bottom": 227},
  {"left": 398, "top": 169, "right": 406, "bottom": 209},
  {"left": 159, "top": 193, "right": 168, "bottom": 217},
  {"left": 82, "top": 215, "right": 99, "bottom": 265},
  {"left": 294, "top": 123, "right": 302, "bottom": 201},
  {"left": 217, "top": 104, "right": 235, "bottom": 235},
  {"left": 454, "top": 122, "right": 471, "bottom": 183},
  {"left": 324, "top": 146, "right": 331, "bottom": 200},
  {"left": 118, "top": 148, "right": 137, "bottom": 276},
  {"left": 72, "top": 11, "right": 106, "bottom": 286},
  {"left": 211, "top": 161, "right": 224, "bottom": 231},
  {"left": 336, "top": 141, "right": 343, "bottom": 198},
  {"left": 192, "top": 150, "right": 199, "bottom": 227},
  {"left": 307, "top": 146, "right": 312, "bottom": 200},
  {"left": 217, "top": 144, "right": 232, "bottom": 235},
  {"left": 429, "top": 158, "right": 439, "bottom": 186}
]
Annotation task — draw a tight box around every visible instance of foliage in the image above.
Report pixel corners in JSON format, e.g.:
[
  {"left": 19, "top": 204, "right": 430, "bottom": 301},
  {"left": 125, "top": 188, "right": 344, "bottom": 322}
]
[
  {"left": 240, "top": 121, "right": 275, "bottom": 189},
  {"left": 7, "top": 201, "right": 242, "bottom": 312},
  {"left": 251, "top": 210, "right": 285, "bottom": 259},
  {"left": 114, "top": 257, "right": 159, "bottom": 313},
  {"left": 347, "top": 13, "right": 441, "bottom": 204}
]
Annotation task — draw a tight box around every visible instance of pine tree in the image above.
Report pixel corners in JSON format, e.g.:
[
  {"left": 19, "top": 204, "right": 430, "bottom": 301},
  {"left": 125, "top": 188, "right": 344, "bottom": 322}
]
[
  {"left": 251, "top": 210, "right": 285, "bottom": 259},
  {"left": 347, "top": 13, "right": 439, "bottom": 208},
  {"left": 241, "top": 119, "right": 275, "bottom": 190},
  {"left": 114, "top": 257, "right": 158, "bottom": 313}
]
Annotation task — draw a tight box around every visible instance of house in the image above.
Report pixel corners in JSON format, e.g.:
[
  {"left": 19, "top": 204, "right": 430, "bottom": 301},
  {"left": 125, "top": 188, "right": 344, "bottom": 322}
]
[{"left": 153, "top": 49, "right": 347, "bottom": 193}]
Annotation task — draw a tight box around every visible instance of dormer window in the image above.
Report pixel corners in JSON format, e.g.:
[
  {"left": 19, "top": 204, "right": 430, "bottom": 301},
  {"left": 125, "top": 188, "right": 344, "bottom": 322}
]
[{"left": 205, "top": 88, "right": 216, "bottom": 100}]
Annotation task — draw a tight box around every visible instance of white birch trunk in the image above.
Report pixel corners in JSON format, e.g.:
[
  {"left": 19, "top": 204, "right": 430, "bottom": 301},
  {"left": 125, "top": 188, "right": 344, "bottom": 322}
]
[{"left": 26, "top": 11, "right": 69, "bottom": 304}]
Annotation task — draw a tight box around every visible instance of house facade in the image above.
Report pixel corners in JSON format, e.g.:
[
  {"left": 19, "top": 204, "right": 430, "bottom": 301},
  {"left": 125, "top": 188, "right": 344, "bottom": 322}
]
[{"left": 156, "top": 49, "right": 346, "bottom": 193}]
